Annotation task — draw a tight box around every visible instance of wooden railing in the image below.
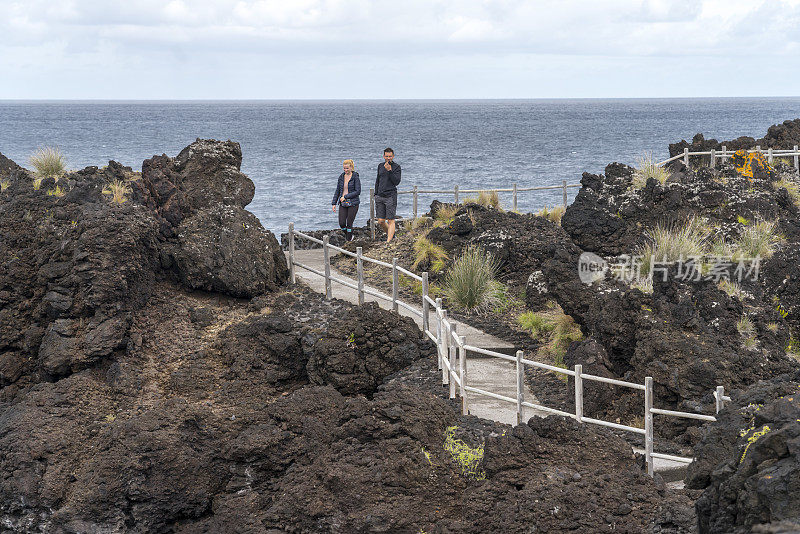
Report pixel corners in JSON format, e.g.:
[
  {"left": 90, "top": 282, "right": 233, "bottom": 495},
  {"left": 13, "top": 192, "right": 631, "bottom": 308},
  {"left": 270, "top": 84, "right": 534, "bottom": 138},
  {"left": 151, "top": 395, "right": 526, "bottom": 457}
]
[
  {"left": 657, "top": 145, "right": 800, "bottom": 169},
  {"left": 287, "top": 223, "right": 732, "bottom": 476}
]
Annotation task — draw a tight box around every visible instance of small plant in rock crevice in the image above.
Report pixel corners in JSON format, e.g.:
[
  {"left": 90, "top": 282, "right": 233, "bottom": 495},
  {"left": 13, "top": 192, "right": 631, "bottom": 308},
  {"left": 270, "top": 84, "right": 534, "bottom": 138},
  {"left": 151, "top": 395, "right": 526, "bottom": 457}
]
[
  {"left": 443, "top": 245, "right": 503, "bottom": 312},
  {"left": 433, "top": 204, "right": 459, "bottom": 227},
  {"left": 632, "top": 152, "right": 669, "bottom": 188},
  {"left": 536, "top": 205, "right": 566, "bottom": 225},
  {"left": 0, "top": 179, "right": 9, "bottom": 192},
  {"left": 718, "top": 279, "right": 744, "bottom": 300},
  {"left": 102, "top": 179, "right": 132, "bottom": 204},
  {"left": 443, "top": 425, "right": 485, "bottom": 480},
  {"left": 46, "top": 185, "right": 65, "bottom": 197}
]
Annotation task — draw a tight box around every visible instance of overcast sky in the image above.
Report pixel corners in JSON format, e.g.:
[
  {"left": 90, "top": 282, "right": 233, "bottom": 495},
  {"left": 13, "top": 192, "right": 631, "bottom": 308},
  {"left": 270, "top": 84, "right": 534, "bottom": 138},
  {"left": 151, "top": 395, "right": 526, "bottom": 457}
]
[{"left": 3, "top": 0, "right": 800, "bottom": 99}]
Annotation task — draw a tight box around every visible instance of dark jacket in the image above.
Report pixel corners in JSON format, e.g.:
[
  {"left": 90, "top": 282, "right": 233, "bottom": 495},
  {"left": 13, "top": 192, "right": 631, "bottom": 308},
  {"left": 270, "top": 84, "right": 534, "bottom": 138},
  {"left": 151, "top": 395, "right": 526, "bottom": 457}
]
[
  {"left": 375, "top": 161, "right": 401, "bottom": 197},
  {"left": 332, "top": 171, "right": 361, "bottom": 206}
]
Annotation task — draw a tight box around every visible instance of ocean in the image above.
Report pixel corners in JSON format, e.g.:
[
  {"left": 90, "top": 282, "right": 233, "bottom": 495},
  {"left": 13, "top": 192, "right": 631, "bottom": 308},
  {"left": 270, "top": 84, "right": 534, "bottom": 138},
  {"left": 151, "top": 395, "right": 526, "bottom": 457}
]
[{"left": 2, "top": 98, "right": 800, "bottom": 235}]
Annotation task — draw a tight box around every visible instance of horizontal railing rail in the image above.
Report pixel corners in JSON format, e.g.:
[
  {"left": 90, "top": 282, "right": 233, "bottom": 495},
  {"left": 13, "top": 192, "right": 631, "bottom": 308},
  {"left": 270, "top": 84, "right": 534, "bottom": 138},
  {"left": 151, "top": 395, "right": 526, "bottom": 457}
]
[
  {"left": 286, "top": 221, "right": 732, "bottom": 477},
  {"left": 656, "top": 145, "right": 800, "bottom": 169}
]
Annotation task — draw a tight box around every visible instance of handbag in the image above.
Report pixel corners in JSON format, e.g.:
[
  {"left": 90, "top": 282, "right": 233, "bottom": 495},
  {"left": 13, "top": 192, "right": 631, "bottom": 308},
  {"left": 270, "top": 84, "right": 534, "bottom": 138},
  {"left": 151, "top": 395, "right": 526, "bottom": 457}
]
[{"left": 340, "top": 197, "right": 353, "bottom": 208}]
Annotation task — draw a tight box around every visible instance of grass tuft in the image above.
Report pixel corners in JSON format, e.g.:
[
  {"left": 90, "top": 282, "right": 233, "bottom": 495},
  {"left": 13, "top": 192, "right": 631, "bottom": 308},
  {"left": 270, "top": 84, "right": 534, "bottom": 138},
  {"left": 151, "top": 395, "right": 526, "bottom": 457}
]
[
  {"left": 433, "top": 204, "right": 459, "bottom": 227},
  {"left": 464, "top": 190, "right": 501, "bottom": 209},
  {"left": 632, "top": 152, "right": 668, "bottom": 189},
  {"left": 102, "top": 179, "right": 132, "bottom": 204},
  {"left": 637, "top": 217, "right": 712, "bottom": 276},
  {"left": 734, "top": 219, "right": 783, "bottom": 259},
  {"left": 0, "top": 179, "right": 9, "bottom": 192},
  {"left": 718, "top": 279, "right": 744, "bottom": 300},
  {"left": 412, "top": 235, "right": 448, "bottom": 271},
  {"left": 773, "top": 178, "right": 800, "bottom": 208},
  {"left": 29, "top": 147, "right": 66, "bottom": 180},
  {"left": 536, "top": 205, "right": 566, "bottom": 225},
  {"left": 518, "top": 302, "right": 583, "bottom": 380},
  {"left": 736, "top": 315, "right": 755, "bottom": 337},
  {"left": 443, "top": 245, "right": 503, "bottom": 312}
]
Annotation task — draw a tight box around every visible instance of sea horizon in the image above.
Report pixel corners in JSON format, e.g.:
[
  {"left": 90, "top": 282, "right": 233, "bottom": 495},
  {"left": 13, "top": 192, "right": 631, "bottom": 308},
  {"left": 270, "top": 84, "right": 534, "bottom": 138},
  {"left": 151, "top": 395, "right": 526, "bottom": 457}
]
[{"left": 3, "top": 97, "right": 800, "bottom": 234}]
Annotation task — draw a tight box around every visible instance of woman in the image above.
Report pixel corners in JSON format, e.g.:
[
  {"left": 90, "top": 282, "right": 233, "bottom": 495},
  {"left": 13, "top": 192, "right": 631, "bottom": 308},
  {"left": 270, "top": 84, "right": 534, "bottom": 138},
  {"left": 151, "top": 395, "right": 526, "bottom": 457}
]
[{"left": 331, "top": 159, "right": 361, "bottom": 241}]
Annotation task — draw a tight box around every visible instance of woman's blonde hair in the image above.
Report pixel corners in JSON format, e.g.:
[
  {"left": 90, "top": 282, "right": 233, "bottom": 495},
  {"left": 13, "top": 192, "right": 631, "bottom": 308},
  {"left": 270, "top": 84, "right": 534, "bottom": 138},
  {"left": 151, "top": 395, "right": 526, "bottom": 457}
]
[{"left": 343, "top": 159, "right": 355, "bottom": 170}]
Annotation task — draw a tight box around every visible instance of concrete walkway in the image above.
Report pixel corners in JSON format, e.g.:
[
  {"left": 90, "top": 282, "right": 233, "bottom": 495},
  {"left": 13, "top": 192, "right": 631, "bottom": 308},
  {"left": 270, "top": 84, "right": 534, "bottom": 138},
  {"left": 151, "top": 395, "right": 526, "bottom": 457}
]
[
  {"left": 290, "top": 249, "right": 541, "bottom": 424},
  {"left": 289, "top": 248, "right": 688, "bottom": 478}
]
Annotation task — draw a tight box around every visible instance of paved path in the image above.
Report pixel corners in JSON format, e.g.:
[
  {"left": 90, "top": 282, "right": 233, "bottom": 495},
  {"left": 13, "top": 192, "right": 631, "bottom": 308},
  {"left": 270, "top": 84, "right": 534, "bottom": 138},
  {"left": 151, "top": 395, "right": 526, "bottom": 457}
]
[{"left": 289, "top": 248, "right": 688, "bottom": 477}]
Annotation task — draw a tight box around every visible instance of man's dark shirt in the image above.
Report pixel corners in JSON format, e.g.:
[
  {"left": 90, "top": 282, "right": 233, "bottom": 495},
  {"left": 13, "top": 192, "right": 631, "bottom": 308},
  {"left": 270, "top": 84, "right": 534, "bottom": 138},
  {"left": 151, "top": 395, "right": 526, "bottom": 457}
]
[{"left": 375, "top": 161, "right": 401, "bottom": 197}]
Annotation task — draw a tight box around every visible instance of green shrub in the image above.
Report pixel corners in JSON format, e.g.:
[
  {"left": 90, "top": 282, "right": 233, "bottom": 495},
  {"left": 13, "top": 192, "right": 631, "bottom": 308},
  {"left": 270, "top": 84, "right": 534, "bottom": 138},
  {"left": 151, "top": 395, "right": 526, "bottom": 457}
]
[
  {"left": 29, "top": 146, "right": 66, "bottom": 180},
  {"left": 443, "top": 425, "right": 485, "bottom": 480},
  {"left": 637, "top": 217, "right": 712, "bottom": 276},
  {"left": 632, "top": 152, "right": 668, "bottom": 189},
  {"left": 443, "top": 245, "right": 503, "bottom": 312},
  {"left": 734, "top": 219, "right": 783, "bottom": 259},
  {"left": 403, "top": 217, "right": 429, "bottom": 233},
  {"left": 536, "top": 205, "right": 566, "bottom": 225},
  {"left": 412, "top": 235, "right": 449, "bottom": 270}
]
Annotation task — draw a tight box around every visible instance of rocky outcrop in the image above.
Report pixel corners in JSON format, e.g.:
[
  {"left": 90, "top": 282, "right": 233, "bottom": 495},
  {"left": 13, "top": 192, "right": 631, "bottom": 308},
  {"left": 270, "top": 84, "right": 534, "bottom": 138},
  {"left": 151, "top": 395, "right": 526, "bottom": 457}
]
[
  {"left": 669, "top": 119, "right": 800, "bottom": 161},
  {"left": 135, "top": 139, "right": 255, "bottom": 237},
  {"left": 0, "top": 142, "right": 286, "bottom": 391},
  {"left": 687, "top": 371, "right": 800, "bottom": 534}
]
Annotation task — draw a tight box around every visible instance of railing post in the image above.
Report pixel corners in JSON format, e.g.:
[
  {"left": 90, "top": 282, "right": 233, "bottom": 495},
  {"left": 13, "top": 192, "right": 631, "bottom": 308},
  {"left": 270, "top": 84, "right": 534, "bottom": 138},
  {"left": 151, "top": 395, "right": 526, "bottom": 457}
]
[
  {"left": 322, "top": 235, "right": 332, "bottom": 300},
  {"left": 454, "top": 185, "right": 459, "bottom": 204},
  {"left": 288, "top": 222, "right": 296, "bottom": 284},
  {"left": 422, "top": 272, "right": 430, "bottom": 334},
  {"left": 369, "top": 188, "right": 375, "bottom": 241},
  {"left": 644, "top": 376, "right": 654, "bottom": 477},
  {"left": 722, "top": 145, "right": 727, "bottom": 163},
  {"left": 794, "top": 146, "right": 799, "bottom": 172},
  {"left": 756, "top": 145, "right": 761, "bottom": 154},
  {"left": 459, "top": 336, "right": 468, "bottom": 415},
  {"left": 441, "top": 311, "right": 450, "bottom": 385},
  {"left": 435, "top": 298, "right": 443, "bottom": 370},
  {"left": 710, "top": 149, "right": 716, "bottom": 169},
  {"left": 512, "top": 183, "right": 518, "bottom": 212},
  {"left": 768, "top": 147, "right": 774, "bottom": 164},
  {"left": 356, "top": 246, "right": 364, "bottom": 305},
  {"left": 391, "top": 257, "right": 399, "bottom": 313},
  {"left": 413, "top": 185, "right": 418, "bottom": 219},
  {"left": 683, "top": 148, "right": 689, "bottom": 167},
  {"left": 562, "top": 180, "right": 568, "bottom": 207},
  {"left": 449, "top": 344, "right": 456, "bottom": 399},
  {"left": 715, "top": 385, "right": 725, "bottom": 414},
  {"left": 574, "top": 364, "right": 583, "bottom": 423},
  {"left": 516, "top": 350, "right": 524, "bottom": 425}
]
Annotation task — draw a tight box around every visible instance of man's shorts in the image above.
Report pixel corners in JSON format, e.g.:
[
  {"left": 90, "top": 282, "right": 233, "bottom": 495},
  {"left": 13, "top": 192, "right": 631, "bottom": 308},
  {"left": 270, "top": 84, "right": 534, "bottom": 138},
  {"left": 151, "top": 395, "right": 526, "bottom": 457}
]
[{"left": 374, "top": 193, "right": 398, "bottom": 220}]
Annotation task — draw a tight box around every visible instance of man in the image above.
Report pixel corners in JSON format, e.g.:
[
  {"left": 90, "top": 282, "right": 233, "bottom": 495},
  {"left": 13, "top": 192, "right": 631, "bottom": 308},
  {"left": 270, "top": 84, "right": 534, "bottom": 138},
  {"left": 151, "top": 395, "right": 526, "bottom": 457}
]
[{"left": 374, "top": 147, "right": 401, "bottom": 242}]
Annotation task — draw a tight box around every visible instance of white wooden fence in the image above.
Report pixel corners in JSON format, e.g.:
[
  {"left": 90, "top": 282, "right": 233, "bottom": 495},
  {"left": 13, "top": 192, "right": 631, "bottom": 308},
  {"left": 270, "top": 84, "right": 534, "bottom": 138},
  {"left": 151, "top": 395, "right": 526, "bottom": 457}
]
[
  {"left": 368, "top": 181, "right": 582, "bottom": 240},
  {"left": 657, "top": 145, "right": 800, "bottom": 169},
  {"left": 287, "top": 223, "right": 732, "bottom": 476}
]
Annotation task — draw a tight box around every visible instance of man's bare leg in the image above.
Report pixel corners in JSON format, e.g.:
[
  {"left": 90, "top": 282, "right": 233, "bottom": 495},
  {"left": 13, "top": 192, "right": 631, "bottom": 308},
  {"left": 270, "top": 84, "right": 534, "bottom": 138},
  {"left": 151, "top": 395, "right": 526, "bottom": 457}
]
[
  {"left": 387, "top": 219, "right": 395, "bottom": 242},
  {"left": 377, "top": 218, "right": 388, "bottom": 233}
]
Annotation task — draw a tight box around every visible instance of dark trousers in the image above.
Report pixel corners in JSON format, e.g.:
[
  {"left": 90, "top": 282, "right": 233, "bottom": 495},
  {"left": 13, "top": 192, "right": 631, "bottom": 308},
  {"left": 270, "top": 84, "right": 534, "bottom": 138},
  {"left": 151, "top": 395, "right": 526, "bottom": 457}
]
[{"left": 338, "top": 205, "right": 359, "bottom": 241}]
